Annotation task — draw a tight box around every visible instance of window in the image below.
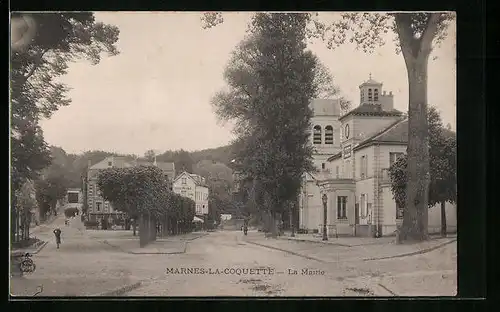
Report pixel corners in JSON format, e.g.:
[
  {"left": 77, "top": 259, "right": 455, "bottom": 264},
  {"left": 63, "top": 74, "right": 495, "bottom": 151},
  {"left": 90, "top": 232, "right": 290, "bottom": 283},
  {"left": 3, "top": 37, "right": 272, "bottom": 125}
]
[
  {"left": 374, "top": 89, "right": 379, "bottom": 101},
  {"left": 108, "top": 161, "right": 112, "bottom": 167},
  {"left": 96, "top": 202, "right": 102, "bottom": 212},
  {"left": 321, "top": 163, "right": 326, "bottom": 170},
  {"left": 68, "top": 192, "right": 79, "bottom": 203},
  {"left": 361, "top": 92, "right": 364, "bottom": 103},
  {"left": 389, "top": 152, "right": 405, "bottom": 166},
  {"left": 360, "top": 155, "right": 368, "bottom": 178},
  {"left": 360, "top": 194, "right": 367, "bottom": 218},
  {"left": 368, "top": 88, "right": 373, "bottom": 101},
  {"left": 182, "top": 177, "right": 187, "bottom": 185},
  {"left": 181, "top": 190, "right": 186, "bottom": 196},
  {"left": 337, "top": 196, "right": 347, "bottom": 219},
  {"left": 313, "top": 125, "right": 322, "bottom": 144},
  {"left": 396, "top": 204, "right": 404, "bottom": 219},
  {"left": 335, "top": 166, "right": 339, "bottom": 178},
  {"left": 325, "top": 125, "right": 334, "bottom": 144}
]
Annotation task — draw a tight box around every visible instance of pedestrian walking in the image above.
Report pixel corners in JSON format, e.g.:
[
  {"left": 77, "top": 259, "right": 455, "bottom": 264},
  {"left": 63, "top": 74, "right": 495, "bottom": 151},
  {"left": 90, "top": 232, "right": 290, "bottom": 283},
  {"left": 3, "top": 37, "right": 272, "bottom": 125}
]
[{"left": 53, "top": 228, "right": 62, "bottom": 249}]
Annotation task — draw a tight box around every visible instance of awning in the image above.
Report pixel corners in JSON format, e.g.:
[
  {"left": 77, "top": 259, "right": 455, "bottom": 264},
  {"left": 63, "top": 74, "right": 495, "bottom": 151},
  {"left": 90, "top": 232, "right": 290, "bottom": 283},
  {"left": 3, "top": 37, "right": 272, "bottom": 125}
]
[{"left": 192, "top": 216, "right": 204, "bottom": 223}]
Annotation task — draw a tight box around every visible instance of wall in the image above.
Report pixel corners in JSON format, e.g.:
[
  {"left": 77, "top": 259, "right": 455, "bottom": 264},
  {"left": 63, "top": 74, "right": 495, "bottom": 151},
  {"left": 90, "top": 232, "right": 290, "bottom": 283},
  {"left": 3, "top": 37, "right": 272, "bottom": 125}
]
[
  {"left": 378, "top": 145, "right": 407, "bottom": 170},
  {"left": 354, "top": 146, "right": 375, "bottom": 180},
  {"left": 428, "top": 202, "right": 457, "bottom": 234},
  {"left": 355, "top": 178, "right": 375, "bottom": 225},
  {"left": 195, "top": 185, "right": 209, "bottom": 215},
  {"left": 302, "top": 180, "right": 322, "bottom": 231},
  {"left": 382, "top": 186, "right": 457, "bottom": 235},
  {"left": 173, "top": 175, "right": 196, "bottom": 202},
  {"left": 353, "top": 115, "right": 402, "bottom": 142},
  {"left": 381, "top": 186, "right": 398, "bottom": 235}
]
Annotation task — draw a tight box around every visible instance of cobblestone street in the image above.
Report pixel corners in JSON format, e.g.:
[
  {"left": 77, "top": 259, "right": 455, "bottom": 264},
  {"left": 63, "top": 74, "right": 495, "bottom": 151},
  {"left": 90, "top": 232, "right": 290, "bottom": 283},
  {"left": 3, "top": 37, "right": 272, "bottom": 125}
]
[{"left": 10, "top": 215, "right": 456, "bottom": 297}]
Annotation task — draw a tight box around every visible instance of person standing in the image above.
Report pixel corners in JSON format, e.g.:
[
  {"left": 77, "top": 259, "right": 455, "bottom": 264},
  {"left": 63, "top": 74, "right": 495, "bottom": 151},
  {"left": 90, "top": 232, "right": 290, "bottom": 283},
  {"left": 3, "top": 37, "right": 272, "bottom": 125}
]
[{"left": 53, "top": 228, "right": 62, "bottom": 249}]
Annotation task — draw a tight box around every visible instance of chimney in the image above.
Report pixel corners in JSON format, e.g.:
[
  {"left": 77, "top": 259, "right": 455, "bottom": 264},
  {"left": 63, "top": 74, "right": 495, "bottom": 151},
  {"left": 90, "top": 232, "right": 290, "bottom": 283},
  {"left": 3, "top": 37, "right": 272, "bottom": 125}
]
[{"left": 381, "top": 90, "right": 394, "bottom": 111}]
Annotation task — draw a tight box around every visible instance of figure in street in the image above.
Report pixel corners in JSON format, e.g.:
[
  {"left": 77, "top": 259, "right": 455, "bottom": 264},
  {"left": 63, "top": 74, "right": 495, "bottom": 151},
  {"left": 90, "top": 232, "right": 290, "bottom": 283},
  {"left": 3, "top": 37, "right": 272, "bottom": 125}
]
[{"left": 53, "top": 228, "right": 62, "bottom": 249}]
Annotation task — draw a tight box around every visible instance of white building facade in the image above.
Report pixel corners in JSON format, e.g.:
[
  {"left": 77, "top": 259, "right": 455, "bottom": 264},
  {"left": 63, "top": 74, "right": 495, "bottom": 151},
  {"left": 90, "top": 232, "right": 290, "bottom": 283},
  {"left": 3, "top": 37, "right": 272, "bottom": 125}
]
[
  {"left": 299, "top": 76, "right": 457, "bottom": 237},
  {"left": 173, "top": 172, "right": 209, "bottom": 216}
]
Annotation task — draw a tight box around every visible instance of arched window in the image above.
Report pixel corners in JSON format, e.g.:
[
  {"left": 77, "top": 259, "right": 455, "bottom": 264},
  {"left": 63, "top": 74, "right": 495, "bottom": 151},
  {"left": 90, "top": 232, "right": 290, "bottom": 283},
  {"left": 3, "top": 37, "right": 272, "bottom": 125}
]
[
  {"left": 368, "top": 88, "right": 373, "bottom": 101},
  {"left": 374, "top": 89, "right": 379, "bottom": 101},
  {"left": 325, "top": 125, "right": 334, "bottom": 144},
  {"left": 313, "top": 125, "right": 322, "bottom": 144}
]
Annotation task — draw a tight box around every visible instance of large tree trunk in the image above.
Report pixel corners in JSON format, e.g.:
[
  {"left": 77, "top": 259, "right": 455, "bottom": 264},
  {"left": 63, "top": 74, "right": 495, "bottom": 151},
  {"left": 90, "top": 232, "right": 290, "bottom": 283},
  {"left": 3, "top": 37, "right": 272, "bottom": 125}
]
[
  {"left": 440, "top": 201, "right": 447, "bottom": 237},
  {"left": 394, "top": 14, "right": 443, "bottom": 243},
  {"left": 400, "top": 54, "right": 430, "bottom": 242}
]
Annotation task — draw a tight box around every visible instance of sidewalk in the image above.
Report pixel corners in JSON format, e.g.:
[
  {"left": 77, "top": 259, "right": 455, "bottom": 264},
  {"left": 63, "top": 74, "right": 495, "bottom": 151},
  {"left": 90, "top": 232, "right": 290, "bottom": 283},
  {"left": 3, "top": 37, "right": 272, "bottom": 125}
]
[
  {"left": 10, "top": 276, "right": 139, "bottom": 297},
  {"left": 245, "top": 232, "right": 457, "bottom": 263},
  {"left": 96, "top": 231, "right": 209, "bottom": 254},
  {"left": 278, "top": 232, "right": 456, "bottom": 247}
]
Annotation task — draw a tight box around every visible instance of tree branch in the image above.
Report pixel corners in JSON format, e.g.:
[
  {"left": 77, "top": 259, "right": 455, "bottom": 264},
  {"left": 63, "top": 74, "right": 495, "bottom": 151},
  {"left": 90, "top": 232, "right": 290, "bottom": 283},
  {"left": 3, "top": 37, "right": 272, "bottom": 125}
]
[
  {"left": 418, "top": 13, "right": 442, "bottom": 58},
  {"left": 22, "top": 49, "right": 49, "bottom": 82},
  {"left": 394, "top": 14, "right": 417, "bottom": 66}
]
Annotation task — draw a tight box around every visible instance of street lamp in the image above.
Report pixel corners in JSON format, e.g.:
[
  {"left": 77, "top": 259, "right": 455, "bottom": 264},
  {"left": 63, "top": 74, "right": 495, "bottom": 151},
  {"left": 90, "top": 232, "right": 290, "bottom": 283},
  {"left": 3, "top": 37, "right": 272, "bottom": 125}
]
[{"left": 322, "top": 193, "right": 328, "bottom": 241}]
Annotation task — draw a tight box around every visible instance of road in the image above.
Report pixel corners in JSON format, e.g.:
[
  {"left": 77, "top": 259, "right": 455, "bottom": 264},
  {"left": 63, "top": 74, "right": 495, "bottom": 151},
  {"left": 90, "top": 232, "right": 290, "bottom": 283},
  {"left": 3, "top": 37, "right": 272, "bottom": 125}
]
[{"left": 11, "top": 215, "right": 457, "bottom": 297}]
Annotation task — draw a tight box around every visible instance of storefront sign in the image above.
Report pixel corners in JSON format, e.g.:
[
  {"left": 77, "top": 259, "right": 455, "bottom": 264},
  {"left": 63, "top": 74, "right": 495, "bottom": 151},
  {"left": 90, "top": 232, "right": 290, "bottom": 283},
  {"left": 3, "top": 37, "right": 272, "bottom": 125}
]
[{"left": 343, "top": 145, "right": 352, "bottom": 159}]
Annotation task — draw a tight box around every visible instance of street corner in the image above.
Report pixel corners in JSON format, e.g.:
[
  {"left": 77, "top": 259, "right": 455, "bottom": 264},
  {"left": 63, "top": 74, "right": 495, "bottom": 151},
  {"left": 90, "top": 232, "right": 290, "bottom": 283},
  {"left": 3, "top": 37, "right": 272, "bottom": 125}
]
[
  {"left": 120, "top": 240, "right": 187, "bottom": 255},
  {"left": 375, "top": 270, "right": 457, "bottom": 297},
  {"left": 10, "top": 276, "right": 138, "bottom": 297}
]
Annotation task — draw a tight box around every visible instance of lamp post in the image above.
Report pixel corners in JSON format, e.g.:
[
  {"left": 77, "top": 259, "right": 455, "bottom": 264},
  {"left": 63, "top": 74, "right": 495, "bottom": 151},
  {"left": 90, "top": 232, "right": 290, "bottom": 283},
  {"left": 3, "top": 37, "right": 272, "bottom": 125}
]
[{"left": 322, "top": 193, "right": 328, "bottom": 241}]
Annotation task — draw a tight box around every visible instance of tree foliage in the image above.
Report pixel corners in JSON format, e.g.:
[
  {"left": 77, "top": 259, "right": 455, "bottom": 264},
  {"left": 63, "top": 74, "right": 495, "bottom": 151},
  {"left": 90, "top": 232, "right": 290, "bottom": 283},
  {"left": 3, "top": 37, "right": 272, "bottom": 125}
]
[
  {"left": 97, "top": 165, "right": 196, "bottom": 233},
  {"left": 10, "top": 12, "right": 120, "bottom": 195},
  {"left": 389, "top": 107, "right": 456, "bottom": 209},
  {"left": 157, "top": 149, "right": 195, "bottom": 174},
  {"left": 210, "top": 13, "right": 342, "bottom": 235}
]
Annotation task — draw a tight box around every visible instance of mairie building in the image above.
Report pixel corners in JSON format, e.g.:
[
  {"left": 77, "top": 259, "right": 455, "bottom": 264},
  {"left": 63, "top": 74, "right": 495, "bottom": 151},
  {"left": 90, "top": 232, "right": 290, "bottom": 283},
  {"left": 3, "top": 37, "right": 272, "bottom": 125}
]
[{"left": 298, "top": 76, "right": 457, "bottom": 237}]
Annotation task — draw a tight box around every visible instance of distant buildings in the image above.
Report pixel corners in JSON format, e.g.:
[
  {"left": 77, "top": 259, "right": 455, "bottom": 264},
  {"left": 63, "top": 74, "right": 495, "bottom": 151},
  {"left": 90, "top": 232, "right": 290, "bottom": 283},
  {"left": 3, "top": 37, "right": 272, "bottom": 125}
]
[
  {"left": 172, "top": 171, "right": 209, "bottom": 216},
  {"left": 65, "top": 188, "right": 82, "bottom": 210},
  {"left": 84, "top": 156, "right": 175, "bottom": 222}
]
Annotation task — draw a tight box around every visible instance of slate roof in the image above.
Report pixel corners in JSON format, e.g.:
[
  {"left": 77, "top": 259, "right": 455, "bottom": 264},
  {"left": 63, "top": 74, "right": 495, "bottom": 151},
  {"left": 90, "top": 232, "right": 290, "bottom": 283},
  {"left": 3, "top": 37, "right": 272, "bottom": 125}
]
[
  {"left": 339, "top": 104, "right": 403, "bottom": 121},
  {"left": 173, "top": 171, "right": 208, "bottom": 187}
]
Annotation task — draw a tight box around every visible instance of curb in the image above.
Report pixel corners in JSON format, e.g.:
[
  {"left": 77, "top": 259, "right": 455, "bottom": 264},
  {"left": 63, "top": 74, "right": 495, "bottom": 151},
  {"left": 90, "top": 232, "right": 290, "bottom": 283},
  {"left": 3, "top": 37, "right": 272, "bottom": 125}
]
[
  {"left": 363, "top": 238, "right": 457, "bottom": 261},
  {"left": 376, "top": 283, "right": 398, "bottom": 296},
  {"left": 102, "top": 240, "right": 187, "bottom": 255},
  {"left": 245, "top": 240, "right": 326, "bottom": 263},
  {"left": 278, "top": 236, "right": 351, "bottom": 247},
  {"left": 181, "top": 233, "right": 209, "bottom": 241},
  {"left": 11, "top": 241, "right": 48, "bottom": 256},
  {"left": 96, "top": 281, "right": 143, "bottom": 296},
  {"left": 31, "top": 241, "right": 48, "bottom": 254}
]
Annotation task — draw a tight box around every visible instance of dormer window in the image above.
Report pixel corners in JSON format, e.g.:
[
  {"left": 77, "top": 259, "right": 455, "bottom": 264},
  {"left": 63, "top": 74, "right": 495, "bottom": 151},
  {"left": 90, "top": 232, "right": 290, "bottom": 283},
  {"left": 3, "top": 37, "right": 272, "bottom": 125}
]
[
  {"left": 108, "top": 161, "right": 112, "bottom": 167},
  {"left": 368, "top": 88, "right": 373, "bottom": 102},
  {"left": 313, "top": 125, "right": 322, "bottom": 144},
  {"left": 374, "top": 89, "right": 379, "bottom": 101}
]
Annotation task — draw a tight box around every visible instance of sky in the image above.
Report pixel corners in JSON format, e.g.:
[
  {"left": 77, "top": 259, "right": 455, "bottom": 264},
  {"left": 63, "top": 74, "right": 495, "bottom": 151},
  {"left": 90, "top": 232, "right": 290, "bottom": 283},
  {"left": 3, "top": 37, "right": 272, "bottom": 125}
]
[{"left": 38, "top": 12, "right": 456, "bottom": 156}]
